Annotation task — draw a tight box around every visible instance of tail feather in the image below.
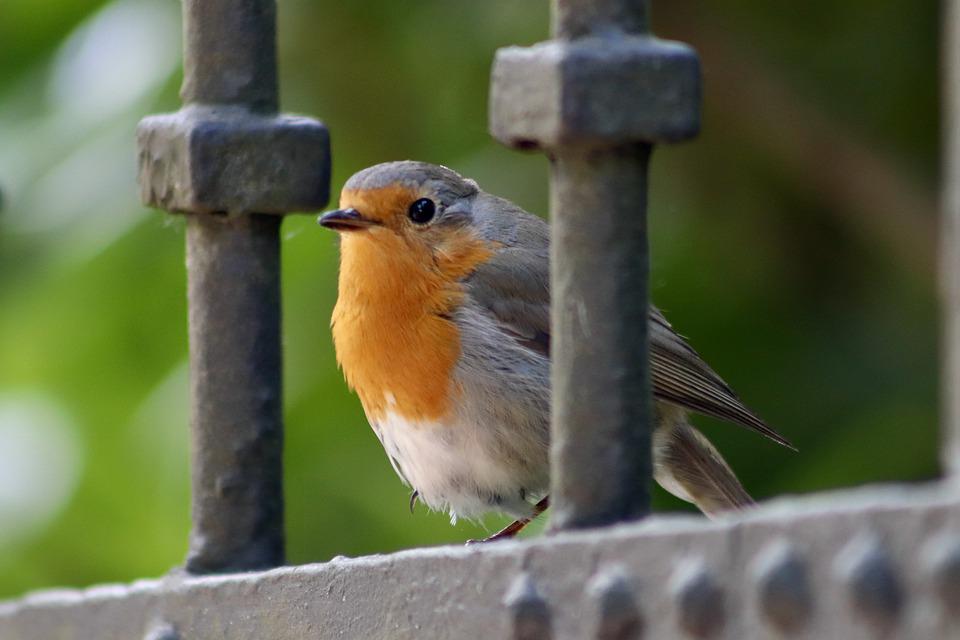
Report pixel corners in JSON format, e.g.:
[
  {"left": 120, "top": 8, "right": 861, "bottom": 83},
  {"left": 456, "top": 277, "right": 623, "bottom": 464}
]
[{"left": 653, "top": 421, "right": 754, "bottom": 517}]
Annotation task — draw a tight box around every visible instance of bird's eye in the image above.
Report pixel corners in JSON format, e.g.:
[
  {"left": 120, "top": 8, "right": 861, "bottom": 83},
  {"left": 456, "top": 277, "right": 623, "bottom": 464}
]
[{"left": 408, "top": 198, "right": 436, "bottom": 224}]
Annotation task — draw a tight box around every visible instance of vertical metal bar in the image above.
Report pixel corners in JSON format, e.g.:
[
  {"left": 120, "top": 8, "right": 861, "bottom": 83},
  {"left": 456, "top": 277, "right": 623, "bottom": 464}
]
[
  {"left": 552, "top": 0, "right": 648, "bottom": 39},
  {"left": 492, "top": 0, "right": 698, "bottom": 530},
  {"left": 181, "top": 0, "right": 284, "bottom": 572},
  {"left": 185, "top": 214, "right": 284, "bottom": 573},
  {"left": 140, "top": 0, "right": 328, "bottom": 570},
  {"left": 944, "top": 0, "right": 960, "bottom": 479},
  {"left": 549, "top": 2, "right": 654, "bottom": 530},
  {"left": 181, "top": 0, "right": 278, "bottom": 113},
  {"left": 550, "top": 150, "right": 653, "bottom": 529}
]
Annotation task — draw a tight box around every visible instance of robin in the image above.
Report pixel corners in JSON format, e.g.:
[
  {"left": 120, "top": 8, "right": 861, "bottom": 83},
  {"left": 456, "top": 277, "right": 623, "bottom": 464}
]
[{"left": 319, "top": 161, "right": 793, "bottom": 541}]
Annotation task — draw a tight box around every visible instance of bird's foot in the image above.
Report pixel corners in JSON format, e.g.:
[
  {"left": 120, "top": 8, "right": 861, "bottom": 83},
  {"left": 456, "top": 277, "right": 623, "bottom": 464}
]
[
  {"left": 464, "top": 496, "right": 550, "bottom": 545},
  {"left": 465, "top": 518, "right": 531, "bottom": 545},
  {"left": 408, "top": 490, "right": 419, "bottom": 514}
]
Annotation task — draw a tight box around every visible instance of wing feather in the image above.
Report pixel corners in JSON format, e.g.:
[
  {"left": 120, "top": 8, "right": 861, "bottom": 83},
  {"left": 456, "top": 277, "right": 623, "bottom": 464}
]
[
  {"left": 650, "top": 307, "right": 794, "bottom": 449},
  {"left": 464, "top": 205, "right": 792, "bottom": 449}
]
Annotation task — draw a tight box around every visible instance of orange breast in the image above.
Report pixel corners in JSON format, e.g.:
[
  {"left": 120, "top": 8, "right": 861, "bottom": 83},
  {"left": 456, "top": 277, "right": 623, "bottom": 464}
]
[{"left": 331, "top": 226, "right": 492, "bottom": 423}]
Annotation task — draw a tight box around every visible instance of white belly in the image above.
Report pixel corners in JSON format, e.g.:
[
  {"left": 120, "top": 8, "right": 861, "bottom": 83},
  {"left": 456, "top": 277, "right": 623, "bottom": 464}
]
[{"left": 371, "top": 410, "right": 547, "bottom": 522}]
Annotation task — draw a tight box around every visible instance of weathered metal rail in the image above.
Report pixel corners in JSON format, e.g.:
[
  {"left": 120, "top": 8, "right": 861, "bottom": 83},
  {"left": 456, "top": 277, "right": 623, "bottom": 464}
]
[
  {"left": 2, "top": 488, "right": 959, "bottom": 639},
  {"left": 945, "top": 0, "right": 960, "bottom": 480},
  {"left": 136, "top": 0, "right": 330, "bottom": 573},
  {"left": 490, "top": 0, "right": 699, "bottom": 530}
]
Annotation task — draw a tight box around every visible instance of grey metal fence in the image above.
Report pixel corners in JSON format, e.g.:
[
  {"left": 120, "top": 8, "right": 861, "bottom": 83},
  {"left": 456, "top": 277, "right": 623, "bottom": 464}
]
[
  {"left": 1, "top": 0, "right": 957, "bottom": 638},
  {"left": 490, "top": 0, "right": 699, "bottom": 532},
  {"left": 135, "top": 0, "right": 333, "bottom": 576}
]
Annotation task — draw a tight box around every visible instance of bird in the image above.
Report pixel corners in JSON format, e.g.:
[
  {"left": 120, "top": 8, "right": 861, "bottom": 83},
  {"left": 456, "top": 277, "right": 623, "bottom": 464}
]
[{"left": 318, "top": 160, "right": 793, "bottom": 541}]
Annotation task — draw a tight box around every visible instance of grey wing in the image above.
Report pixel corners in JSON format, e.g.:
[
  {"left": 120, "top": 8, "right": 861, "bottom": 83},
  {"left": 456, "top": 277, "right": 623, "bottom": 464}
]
[
  {"left": 469, "top": 257, "right": 791, "bottom": 449},
  {"left": 650, "top": 307, "right": 795, "bottom": 450},
  {"left": 464, "top": 195, "right": 791, "bottom": 450},
  {"left": 466, "top": 198, "right": 551, "bottom": 357},
  {"left": 465, "top": 246, "right": 550, "bottom": 357}
]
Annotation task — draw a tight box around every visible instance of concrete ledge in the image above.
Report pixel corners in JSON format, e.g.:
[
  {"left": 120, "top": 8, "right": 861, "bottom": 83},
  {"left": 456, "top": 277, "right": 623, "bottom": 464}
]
[{"left": 2, "top": 484, "right": 959, "bottom": 639}]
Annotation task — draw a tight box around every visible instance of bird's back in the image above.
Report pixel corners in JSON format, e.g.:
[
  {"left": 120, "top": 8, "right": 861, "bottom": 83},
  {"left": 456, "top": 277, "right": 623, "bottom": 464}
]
[{"left": 467, "top": 194, "right": 792, "bottom": 449}]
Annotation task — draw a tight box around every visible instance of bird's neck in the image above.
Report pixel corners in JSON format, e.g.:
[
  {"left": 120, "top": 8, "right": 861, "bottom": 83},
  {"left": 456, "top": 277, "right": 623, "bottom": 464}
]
[{"left": 331, "top": 230, "right": 492, "bottom": 423}]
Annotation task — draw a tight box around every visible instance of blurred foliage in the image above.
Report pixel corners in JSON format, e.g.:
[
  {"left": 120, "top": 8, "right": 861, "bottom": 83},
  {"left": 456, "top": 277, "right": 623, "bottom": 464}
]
[{"left": 0, "top": 0, "right": 940, "bottom": 598}]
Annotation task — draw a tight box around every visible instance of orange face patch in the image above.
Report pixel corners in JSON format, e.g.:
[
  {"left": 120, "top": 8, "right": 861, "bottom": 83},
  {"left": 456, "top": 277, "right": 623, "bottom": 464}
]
[
  {"left": 331, "top": 187, "right": 493, "bottom": 425},
  {"left": 340, "top": 185, "right": 419, "bottom": 229}
]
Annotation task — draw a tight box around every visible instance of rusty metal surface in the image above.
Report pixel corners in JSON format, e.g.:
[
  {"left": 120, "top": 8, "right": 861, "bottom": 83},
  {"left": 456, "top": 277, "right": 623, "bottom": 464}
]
[{"left": 2, "top": 486, "right": 959, "bottom": 639}]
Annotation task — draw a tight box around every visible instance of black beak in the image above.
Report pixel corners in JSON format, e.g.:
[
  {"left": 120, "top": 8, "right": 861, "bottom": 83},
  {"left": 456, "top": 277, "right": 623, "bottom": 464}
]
[{"left": 317, "top": 208, "right": 377, "bottom": 231}]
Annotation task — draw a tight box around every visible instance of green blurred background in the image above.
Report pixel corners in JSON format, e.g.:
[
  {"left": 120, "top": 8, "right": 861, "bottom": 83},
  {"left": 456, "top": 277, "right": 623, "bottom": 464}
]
[{"left": 0, "top": 0, "right": 940, "bottom": 598}]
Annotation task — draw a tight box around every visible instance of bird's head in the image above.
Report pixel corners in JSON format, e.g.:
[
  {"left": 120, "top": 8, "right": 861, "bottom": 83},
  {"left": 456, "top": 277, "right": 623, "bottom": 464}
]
[
  {"left": 319, "top": 162, "right": 494, "bottom": 421},
  {"left": 319, "top": 161, "right": 481, "bottom": 252}
]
